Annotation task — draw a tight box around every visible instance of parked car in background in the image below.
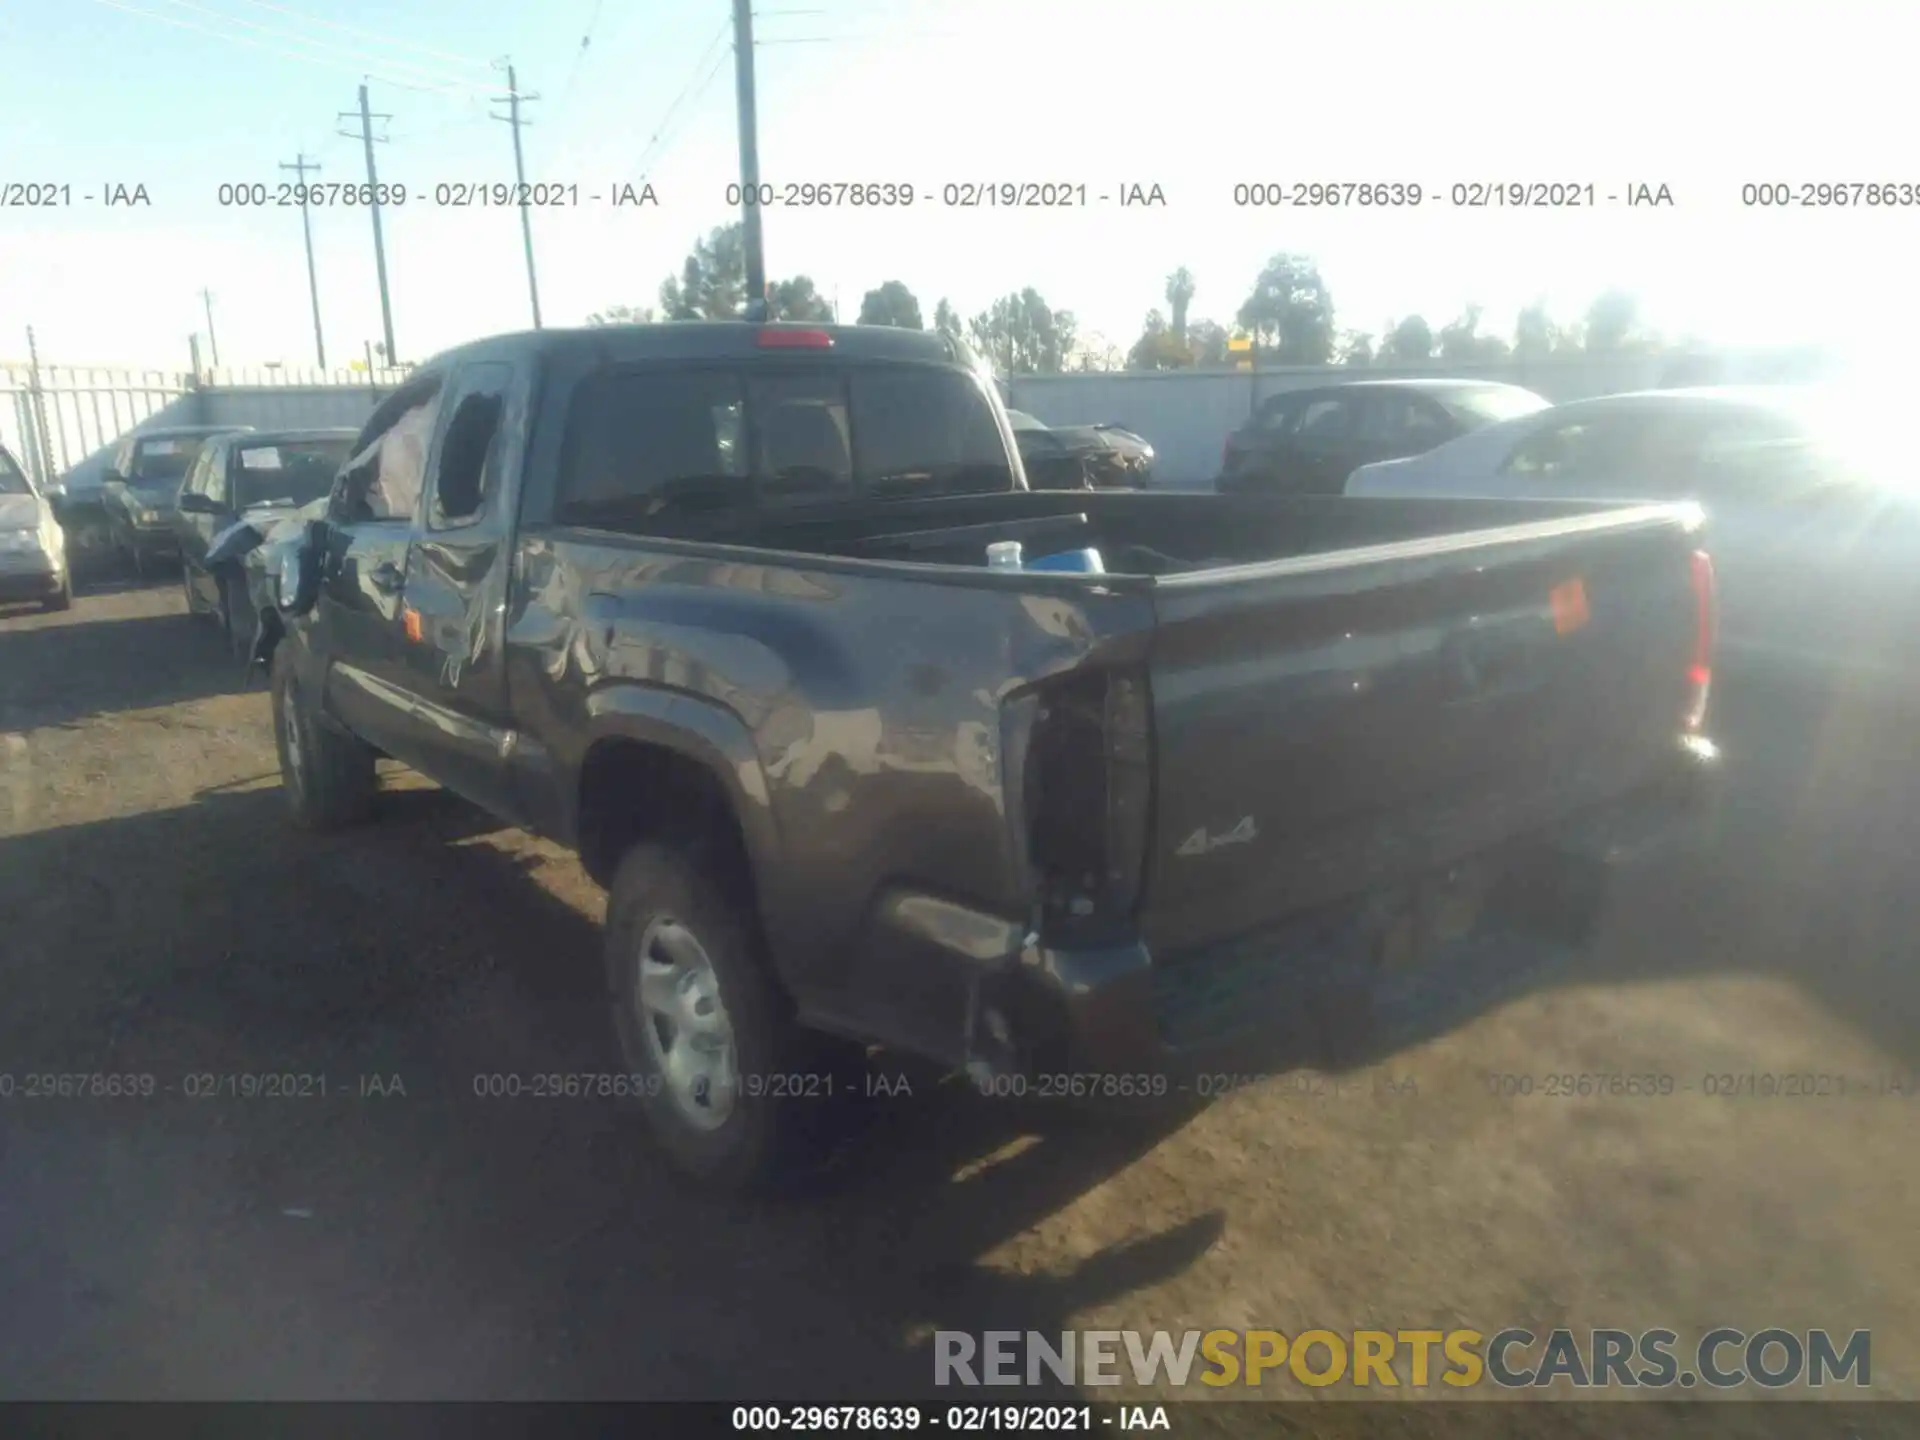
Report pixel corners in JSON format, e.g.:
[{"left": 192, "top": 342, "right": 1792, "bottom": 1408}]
[
  {"left": 0, "top": 442, "right": 72, "bottom": 612},
  {"left": 1005, "top": 409, "right": 1156, "bottom": 490},
  {"left": 1344, "top": 386, "right": 1920, "bottom": 696},
  {"left": 1217, "top": 380, "right": 1550, "bottom": 496},
  {"left": 99, "top": 424, "right": 252, "bottom": 577},
  {"left": 176, "top": 428, "right": 357, "bottom": 660}
]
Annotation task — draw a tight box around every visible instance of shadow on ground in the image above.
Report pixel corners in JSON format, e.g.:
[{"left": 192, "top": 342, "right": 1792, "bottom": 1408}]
[
  {"left": 0, "top": 778, "right": 1222, "bottom": 1399},
  {"left": 0, "top": 590, "right": 250, "bottom": 731},
  {"left": 5, "top": 589, "right": 1917, "bottom": 1401}
]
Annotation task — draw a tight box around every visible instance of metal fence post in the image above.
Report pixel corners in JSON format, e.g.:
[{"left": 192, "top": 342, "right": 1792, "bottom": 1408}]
[{"left": 25, "top": 326, "right": 56, "bottom": 487}]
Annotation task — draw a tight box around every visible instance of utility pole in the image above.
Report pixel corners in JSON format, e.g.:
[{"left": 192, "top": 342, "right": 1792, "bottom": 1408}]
[
  {"left": 492, "top": 63, "right": 543, "bottom": 328},
  {"left": 280, "top": 153, "right": 328, "bottom": 370},
  {"left": 731, "top": 0, "right": 767, "bottom": 321},
  {"left": 199, "top": 289, "right": 220, "bottom": 368},
  {"left": 339, "top": 84, "right": 397, "bottom": 366}
]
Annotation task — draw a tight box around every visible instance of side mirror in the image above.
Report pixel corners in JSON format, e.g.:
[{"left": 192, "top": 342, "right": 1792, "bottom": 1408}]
[
  {"left": 272, "top": 522, "right": 325, "bottom": 617},
  {"left": 177, "top": 491, "right": 220, "bottom": 514}
]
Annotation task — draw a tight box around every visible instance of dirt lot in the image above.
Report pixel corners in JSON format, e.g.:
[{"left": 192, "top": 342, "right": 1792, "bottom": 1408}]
[{"left": 2, "top": 576, "right": 1917, "bottom": 1419}]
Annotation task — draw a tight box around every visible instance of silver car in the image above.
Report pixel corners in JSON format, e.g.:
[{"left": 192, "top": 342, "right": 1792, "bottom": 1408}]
[
  {"left": 1345, "top": 386, "right": 1920, "bottom": 695},
  {"left": 0, "top": 442, "right": 72, "bottom": 612}
]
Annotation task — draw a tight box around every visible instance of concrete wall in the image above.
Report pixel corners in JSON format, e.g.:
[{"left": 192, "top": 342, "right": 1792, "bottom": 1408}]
[
  {"left": 198, "top": 385, "right": 391, "bottom": 434},
  {"left": 44, "top": 385, "right": 395, "bottom": 494},
  {"left": 28, "top": 349, "right": 1835, "bottom": 499},
  {"left": 1007, "top": 350, "right": 1834, "bottom": 489}
]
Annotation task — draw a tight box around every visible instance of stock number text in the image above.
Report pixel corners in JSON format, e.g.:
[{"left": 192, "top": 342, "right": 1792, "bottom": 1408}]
[{"left": 1742, "top": 182, "right": 1920, "bottom": 207}]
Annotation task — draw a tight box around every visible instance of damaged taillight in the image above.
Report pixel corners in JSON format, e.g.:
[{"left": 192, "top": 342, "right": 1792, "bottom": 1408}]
[
  {"left": 1685, "top": 548, "right": 1716, "bottom": 729},
  {"left": 1012, "top": 666, "right": 1153, "bottom": 945}
]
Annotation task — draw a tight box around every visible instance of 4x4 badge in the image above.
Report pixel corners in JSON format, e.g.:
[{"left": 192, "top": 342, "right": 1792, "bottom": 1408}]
[{"left": 1177, "top": 816, "right": 1258, "bottom": 857}]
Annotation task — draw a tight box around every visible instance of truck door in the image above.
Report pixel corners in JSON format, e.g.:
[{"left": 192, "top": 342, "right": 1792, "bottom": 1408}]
[
  {"left": 390, "top": 358, "right": 525, "bottom": 818},
  {"left": 314, "top": 377, "right": 444, "bottom": 759}
]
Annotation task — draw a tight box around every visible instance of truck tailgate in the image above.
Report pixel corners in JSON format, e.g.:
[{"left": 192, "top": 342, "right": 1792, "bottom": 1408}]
[{"left": 1137, "top": 505, "right": 1705, "bottom": 957}]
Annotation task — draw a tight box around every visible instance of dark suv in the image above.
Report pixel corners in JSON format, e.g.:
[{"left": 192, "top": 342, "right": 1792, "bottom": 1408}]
[
  {"left": 100, "top": 424, "right": 252, "bottom": 576},
  {"left": 1217, "top": 379, "right": 1549, "bottom": 496}
]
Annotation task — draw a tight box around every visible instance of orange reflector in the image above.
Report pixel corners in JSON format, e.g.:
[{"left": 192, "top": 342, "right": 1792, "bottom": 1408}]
[
  {"left": 403, "top": 608, "right": 423, "bottom": 643},
  {"left": 1549, "top": 577, "right": 1590, "bottom": 635}
]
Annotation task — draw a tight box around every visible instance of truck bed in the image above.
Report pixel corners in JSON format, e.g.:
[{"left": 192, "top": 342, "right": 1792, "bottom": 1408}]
[
  {"left": 599, "top": 487, "right": 1667, "bottom": 578},
  {"left": 530, "top": 490, "right": 1711, "bottom": 1069}
]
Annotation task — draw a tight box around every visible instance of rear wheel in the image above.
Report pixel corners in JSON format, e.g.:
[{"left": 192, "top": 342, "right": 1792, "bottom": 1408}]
[
  {"left": 605, "top": 841, "right": 864, "bottom": 1191},
  {"left": 271, "top": 644, "right": 376, "bottom": 830}
]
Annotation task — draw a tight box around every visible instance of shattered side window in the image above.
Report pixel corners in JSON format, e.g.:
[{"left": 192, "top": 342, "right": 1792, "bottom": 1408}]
[{"left": 364, "top": 394, "right": 443, "bottom": 521}]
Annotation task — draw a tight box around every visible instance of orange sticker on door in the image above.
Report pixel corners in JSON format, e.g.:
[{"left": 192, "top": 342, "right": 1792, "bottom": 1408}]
[
  {"left": 1550, "top": 578, "right": 1590, "bottom": 635},
  {"left": 403, "top": 607, "right": 424, "bottom": 644}
]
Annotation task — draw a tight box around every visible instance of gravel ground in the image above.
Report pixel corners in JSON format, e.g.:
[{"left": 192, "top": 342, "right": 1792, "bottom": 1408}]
[{"left": 2, "top": 575, "right": 1917, "bottom": 1423}]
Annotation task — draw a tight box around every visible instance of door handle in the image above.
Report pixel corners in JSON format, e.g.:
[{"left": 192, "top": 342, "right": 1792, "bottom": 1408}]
[{"left": 368, "top": 560, "right": 404, "bottom": 595}]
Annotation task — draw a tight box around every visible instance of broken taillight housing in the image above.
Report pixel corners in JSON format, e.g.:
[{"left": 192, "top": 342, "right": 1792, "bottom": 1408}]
[
  {"left": 1013, "top": 666, "right": 1153, "bottom": 945},
  {"left": 1685, "top": 548, "right": 1716, "bottom": 729}
]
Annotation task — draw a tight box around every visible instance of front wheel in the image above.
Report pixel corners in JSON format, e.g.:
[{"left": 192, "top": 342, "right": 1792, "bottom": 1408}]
[
  {"left": 271, "top": 643, "right": 376, "bottom": 830},
  {"left": 41, "top": 570, "right": 73, "bottom": 613},
  {"left": 222, "top": 574, "right": 259, "bottom": 671},
  {"left": 605, "top": 841, "right": 864, "bottom": 1191}
]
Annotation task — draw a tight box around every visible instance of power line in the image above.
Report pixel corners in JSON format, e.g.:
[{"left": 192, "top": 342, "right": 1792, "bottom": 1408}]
[
  {"left": 87, "top": 0, "right": 478, "bottom": 94},
  {"left": 540, "top": 0, "right": 606, "bottom": 171},
  {"left": 558, "top": 0, "right": 605, "bottom": 106},
  {"left": 145, "top": 0, "right": 485, "bottom": 89},
  {"left": 633, "top": 17, "right": 733, "bottom": 179},
  {"left": 757, "top": 31, "right": 959, "bottom": 44},
  {"left": 636, "top": 50, "right": 731, "bottom": 181},
  {"left": 222, "top": 0, "right": 494, "bottom": 72}
]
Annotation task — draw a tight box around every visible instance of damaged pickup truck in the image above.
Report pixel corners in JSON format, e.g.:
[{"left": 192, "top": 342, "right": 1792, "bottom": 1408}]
[{"left": 255, "top": 321, "right": 1719, "bottom": 1189}]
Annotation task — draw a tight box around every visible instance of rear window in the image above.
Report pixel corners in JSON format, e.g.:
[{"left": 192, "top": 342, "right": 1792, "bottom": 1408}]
[
  {"left": 232, "top": 438, "right": 353, "bottom": 510},
  {"left": 0, "top": 448, "right": 27, "bottom": 494},
  {"left": 133, "top": 436, "right": 210, "bottom": 483},
  {"left": 1437, "top": 387, "right": 1551, "bottom": 430},
  {"left": 555, "top": 364, "right": 1011, "bottom": 525}
]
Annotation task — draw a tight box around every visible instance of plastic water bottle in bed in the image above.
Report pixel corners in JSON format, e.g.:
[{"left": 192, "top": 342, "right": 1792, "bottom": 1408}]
[
  {"left": 986, "top": 540, "right": 1025, "bottom": 571},
  {"left": 1027, "top": 546, "right": 1106, "bottom": 574}
]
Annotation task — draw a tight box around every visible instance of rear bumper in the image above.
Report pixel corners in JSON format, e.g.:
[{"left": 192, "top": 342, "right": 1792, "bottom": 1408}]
[
  {"left": 976, "top": 733, "right": 1721, "bottom": 1077},
  {"left": 0, "top": 548, "right": 66, "bottom": 599},
  {"left": 120, "top": 524, "right": 179, "bottom": 555}
]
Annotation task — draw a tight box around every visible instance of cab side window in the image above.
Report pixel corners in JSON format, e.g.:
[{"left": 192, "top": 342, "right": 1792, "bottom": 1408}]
[
  {"left": 180, "top": 447, "right": 212, "bottom": 499},
  {"left": 427, "top": 362, "right": 512, "bottom": 529},
  {"left": 202, "top": 444, "right": 230, "bottom": 508},
  {"left": 333, "top": 379, "right": 446, "bottom": 523}
]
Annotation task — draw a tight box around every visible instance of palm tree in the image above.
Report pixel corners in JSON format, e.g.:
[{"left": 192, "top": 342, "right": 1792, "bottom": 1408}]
[{"left": 1165, "top": 267, "right": 1196, "bottom": 347}]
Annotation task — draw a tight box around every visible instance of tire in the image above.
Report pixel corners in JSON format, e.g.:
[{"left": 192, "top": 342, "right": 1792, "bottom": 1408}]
[
  {"left": 182, "top": 560, "right": 205, "bottom": 618},
  {"left": 605, "top": 841, "right": 863, "bottom": 1191},
  {"left": 41, "top": 570, "right": 73, "bottom": 613},
  {"left": 270, "top": 643, "right": 376, "bottom": 830},
  {"left": 222, "top": 573, "right": 258, "bottom": 669}
]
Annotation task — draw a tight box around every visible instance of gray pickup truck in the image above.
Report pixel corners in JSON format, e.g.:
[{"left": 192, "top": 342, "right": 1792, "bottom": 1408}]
[{"left": 249, "top": 321, "right": 1719, "bottom": 1189}]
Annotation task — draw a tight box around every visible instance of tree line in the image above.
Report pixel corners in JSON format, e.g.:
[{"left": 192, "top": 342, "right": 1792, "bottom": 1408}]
[{"left": 589, "top": 223, "right": 1676, "bottom": 375}]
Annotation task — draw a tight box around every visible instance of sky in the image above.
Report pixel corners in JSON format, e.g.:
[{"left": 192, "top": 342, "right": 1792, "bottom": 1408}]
[{"left": 2, "top": 0, "right": 1916, "bottom": 373}]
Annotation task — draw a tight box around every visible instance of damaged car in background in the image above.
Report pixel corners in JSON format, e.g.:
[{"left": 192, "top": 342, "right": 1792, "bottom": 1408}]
[
  {"left": 94, "top": 424, "right": 253, "bottom": 577},
  {"left": 189, "top": 429, "right": 355, "bottom": 669},
  {"left": 1005, "top": 409, "right": 1156, "bottom": 489}
]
